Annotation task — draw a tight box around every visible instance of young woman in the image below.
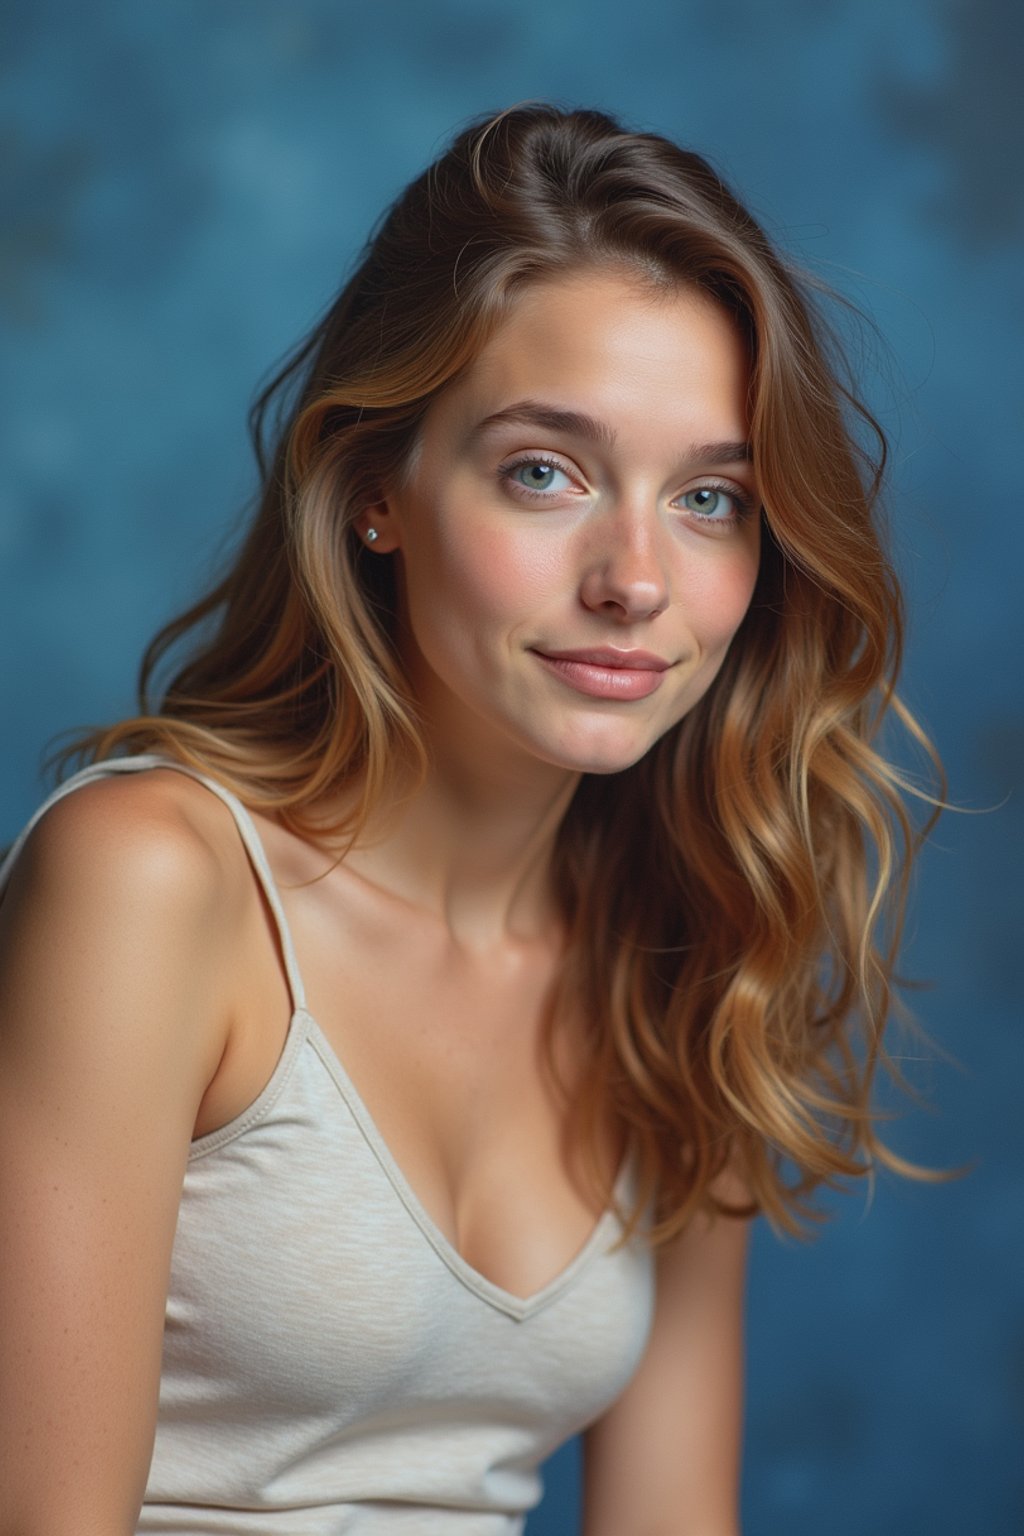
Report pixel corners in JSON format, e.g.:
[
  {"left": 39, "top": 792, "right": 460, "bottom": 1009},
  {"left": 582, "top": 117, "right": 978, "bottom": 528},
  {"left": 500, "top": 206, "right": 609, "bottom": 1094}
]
[{"left": 0, "top": 105, "right": 937, "bottom": 1534}]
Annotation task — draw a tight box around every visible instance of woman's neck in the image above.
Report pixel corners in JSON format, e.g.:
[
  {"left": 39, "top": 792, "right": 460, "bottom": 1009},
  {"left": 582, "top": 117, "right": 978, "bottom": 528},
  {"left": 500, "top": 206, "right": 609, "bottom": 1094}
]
[{"left": 312, "top": 746, "right": 581, "bottom": 954}]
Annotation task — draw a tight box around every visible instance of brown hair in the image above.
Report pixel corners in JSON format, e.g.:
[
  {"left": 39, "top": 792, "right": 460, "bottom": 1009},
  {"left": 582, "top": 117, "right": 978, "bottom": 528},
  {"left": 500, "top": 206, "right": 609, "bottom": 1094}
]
[{"left": 60, "top": 104, "right": 942, "bottom": 1241}]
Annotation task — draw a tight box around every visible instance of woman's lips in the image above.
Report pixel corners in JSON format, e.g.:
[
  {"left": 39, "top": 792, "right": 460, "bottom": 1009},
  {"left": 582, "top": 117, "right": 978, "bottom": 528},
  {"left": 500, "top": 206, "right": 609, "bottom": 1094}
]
[{"left": 531, "top": 648, "right": 671, "bottom": 700}]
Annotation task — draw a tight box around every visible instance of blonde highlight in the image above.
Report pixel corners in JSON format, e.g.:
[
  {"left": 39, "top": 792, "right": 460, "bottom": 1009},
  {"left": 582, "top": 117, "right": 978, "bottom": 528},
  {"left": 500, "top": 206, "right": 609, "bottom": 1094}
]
[{"left": 55, "top": 105, "right": 944, "bottom": 1243}]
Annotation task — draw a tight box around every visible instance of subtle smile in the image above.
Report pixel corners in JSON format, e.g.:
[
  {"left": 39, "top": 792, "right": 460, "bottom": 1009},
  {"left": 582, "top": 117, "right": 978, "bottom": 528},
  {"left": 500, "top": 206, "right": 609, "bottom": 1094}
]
[{"left": 531, "top": 648, "right": 671, "bottom": 700}]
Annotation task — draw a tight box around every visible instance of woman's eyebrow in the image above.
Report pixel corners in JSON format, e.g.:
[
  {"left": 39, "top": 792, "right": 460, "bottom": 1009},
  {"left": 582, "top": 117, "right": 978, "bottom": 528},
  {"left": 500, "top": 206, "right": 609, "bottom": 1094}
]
[
  {"left": 468, "top": 399, "right": 751, "bottom": 465},
  {"left": 687, "top": 439, "right": 753, "bottom": 466},
  {"left": 470, "top": 399, "right": 618, "bottom": 447}
]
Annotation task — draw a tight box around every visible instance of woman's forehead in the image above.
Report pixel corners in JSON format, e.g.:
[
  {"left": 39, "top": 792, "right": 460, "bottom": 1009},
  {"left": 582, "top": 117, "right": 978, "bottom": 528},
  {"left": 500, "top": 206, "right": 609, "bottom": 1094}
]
[{"left": 431, "top": 269, "right": 752, "bottom": 453}]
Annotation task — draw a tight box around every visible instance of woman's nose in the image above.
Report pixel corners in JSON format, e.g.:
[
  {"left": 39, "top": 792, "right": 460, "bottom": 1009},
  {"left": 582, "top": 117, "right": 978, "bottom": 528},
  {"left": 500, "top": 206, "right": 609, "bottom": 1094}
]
[{"left": 578, "top": 505, "right": 671, "bottom": 622}]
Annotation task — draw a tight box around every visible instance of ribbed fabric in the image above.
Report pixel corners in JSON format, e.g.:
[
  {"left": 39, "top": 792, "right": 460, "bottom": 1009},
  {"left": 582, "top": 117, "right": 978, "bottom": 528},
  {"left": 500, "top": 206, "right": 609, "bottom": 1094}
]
[{"left": 1, "top": 756, "right": 655, "bottom": 1534}]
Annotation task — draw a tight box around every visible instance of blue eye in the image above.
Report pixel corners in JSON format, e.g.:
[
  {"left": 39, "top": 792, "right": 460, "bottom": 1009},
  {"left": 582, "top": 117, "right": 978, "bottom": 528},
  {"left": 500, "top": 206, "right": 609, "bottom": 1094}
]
[
  {"left": 503, "top": 458, "right": 574, "bottom": 496},
  {"left": 680, "top": 487, "right": 740, "bottom": 522}
]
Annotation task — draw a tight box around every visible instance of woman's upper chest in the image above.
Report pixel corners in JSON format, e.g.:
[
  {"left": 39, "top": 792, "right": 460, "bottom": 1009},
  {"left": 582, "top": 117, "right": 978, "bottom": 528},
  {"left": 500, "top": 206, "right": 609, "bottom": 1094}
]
[{"left": 194, "top": 808, "right": 616, "bottom": 1301}]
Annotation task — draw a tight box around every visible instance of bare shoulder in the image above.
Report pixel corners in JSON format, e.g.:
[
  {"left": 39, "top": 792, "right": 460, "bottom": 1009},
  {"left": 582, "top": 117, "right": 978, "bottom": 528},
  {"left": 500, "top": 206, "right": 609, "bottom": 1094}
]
[
  {"left": 1, "top": 774, "right": 256, "bottom": 976},
  {"left": 3, "top": 765, "right": 248, "bottom": 909},
  {"left": 0, "top": 764, "right": 253, "bottom": 1124}
]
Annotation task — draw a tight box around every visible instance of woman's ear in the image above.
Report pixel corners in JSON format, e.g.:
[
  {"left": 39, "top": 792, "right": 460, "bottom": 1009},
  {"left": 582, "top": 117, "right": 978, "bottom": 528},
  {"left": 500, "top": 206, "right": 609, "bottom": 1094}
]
[{"left": 355, "top": 499, "right": 401, "bottom": 553}]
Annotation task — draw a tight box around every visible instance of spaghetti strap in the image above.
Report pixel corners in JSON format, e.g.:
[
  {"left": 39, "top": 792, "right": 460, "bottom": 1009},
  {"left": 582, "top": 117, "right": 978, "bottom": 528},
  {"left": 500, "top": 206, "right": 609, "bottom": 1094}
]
[{"left": 0, "top": 753, "right": 308, "bottom": 1016}]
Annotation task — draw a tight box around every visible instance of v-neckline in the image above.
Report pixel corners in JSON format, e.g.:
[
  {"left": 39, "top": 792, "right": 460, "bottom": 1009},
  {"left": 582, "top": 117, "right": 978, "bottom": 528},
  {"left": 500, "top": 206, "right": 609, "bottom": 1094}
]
[
  {"left": 301, "top": 1007, "right": 629, "bottom": 1322},
  {"left": 102, "top": 755, "right": 629, "bottom": 1323}
]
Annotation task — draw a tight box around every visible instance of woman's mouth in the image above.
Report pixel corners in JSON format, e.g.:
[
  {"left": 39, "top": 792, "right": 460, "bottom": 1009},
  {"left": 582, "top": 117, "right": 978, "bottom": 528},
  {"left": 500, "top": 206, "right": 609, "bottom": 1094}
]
[{"left": 530, "top": 647, "right": 671, "bottom": 700}]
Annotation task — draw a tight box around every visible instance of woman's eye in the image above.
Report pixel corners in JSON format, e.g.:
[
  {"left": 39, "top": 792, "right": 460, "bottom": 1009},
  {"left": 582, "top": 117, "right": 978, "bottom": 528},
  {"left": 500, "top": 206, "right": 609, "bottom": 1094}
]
[
  {"left": 679, "top": 486, "right": 742, "bottom": 522},
  {"left": 503, "top": 459, "right": 575, "bottom": 495}
]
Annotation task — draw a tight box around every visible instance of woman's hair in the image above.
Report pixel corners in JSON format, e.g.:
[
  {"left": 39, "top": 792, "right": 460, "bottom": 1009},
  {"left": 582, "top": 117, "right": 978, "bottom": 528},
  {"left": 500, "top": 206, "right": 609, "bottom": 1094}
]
[{"left": 60, "top": 104, "right": 942, "bottom": 1242}]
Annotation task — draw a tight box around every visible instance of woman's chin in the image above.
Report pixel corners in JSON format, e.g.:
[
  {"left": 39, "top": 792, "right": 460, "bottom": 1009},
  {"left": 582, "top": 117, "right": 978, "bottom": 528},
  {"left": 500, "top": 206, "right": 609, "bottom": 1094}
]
[{"left": 527, "top": 723, "right": 670, "bottom": 777}]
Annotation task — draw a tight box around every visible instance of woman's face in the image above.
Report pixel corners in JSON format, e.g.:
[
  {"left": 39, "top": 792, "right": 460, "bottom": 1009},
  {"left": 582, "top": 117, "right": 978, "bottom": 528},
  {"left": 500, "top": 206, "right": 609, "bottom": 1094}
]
[{"left": 367, "top": 268, "right": 761, "bottom": 778}]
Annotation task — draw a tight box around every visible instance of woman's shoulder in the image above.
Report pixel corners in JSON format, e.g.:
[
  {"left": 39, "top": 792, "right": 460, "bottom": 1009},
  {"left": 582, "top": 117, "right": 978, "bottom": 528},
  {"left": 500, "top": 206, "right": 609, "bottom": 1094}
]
[
  {"left": 0, "top": 763, "right": 258, "bottom": 999},
  {"left": 0, "top": 763, "right": 255, "bottom": 1138},
  {"left": 7, "top": 763, "right": 247, "bottom": 906}
]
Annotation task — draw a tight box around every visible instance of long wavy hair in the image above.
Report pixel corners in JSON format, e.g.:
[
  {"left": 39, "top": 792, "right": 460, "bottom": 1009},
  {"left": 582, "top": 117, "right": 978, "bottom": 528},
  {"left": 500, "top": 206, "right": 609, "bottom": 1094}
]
[{"left": 59, "top": 104, "right": 942, "bottom": 1242}]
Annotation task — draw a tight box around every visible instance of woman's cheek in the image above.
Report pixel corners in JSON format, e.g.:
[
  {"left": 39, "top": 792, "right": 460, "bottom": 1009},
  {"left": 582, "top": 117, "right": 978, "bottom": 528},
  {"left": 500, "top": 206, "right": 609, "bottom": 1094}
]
[
  {"left": 684, "top": 542, "right": 761, "bottom": 652},
  {"left": 441, "top": 522, "right": 563, "bottom": 622}
]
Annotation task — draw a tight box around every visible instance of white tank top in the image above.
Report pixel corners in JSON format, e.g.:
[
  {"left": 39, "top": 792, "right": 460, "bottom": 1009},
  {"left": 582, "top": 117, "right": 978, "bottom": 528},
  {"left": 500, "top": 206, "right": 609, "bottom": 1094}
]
[{"left": 1, "top": 755, "right": 656, "bottom": 1534}]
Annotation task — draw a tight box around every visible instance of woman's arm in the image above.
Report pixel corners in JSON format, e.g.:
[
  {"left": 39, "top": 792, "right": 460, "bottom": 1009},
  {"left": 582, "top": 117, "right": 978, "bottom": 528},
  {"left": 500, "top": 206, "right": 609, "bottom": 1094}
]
[
  {"left": 582, "top": 1178, "right": 751, "bottom": 1536},
  {"left": 0, "top": 775, "right": 237, "bottom": 1535}
]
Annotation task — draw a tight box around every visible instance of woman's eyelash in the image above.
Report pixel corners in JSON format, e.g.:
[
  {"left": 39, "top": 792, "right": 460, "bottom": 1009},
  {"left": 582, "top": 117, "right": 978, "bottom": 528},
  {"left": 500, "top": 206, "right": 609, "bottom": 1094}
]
[
  {"left": 497, "top": 457, "right": 757, "bottom": 523},
  {"left": 497, "top": 454, "right": 578, "bottom": 497},
  {"left": 679, "top": 480, "right": 757, "bottom": 522}
]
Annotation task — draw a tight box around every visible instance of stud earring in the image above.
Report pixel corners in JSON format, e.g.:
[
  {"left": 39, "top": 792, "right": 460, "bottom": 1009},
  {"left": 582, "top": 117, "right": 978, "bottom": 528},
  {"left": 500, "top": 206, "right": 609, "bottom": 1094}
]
[{"left": 364, "top": 527, "right": 380, "bottom": 544}]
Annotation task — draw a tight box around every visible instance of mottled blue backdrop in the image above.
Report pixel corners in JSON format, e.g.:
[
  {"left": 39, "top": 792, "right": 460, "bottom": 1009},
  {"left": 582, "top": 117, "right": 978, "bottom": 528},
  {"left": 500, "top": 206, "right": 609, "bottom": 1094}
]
[{"left": 2, "top": 1, "right": 1021, "bottom": 1531}]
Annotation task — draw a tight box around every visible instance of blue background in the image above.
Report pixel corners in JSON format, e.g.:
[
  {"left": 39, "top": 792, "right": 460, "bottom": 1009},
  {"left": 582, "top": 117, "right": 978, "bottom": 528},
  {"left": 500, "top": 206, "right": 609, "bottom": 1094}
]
[{"left": 2, "top": 2, "right": 1021, "bottom": 1531}]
